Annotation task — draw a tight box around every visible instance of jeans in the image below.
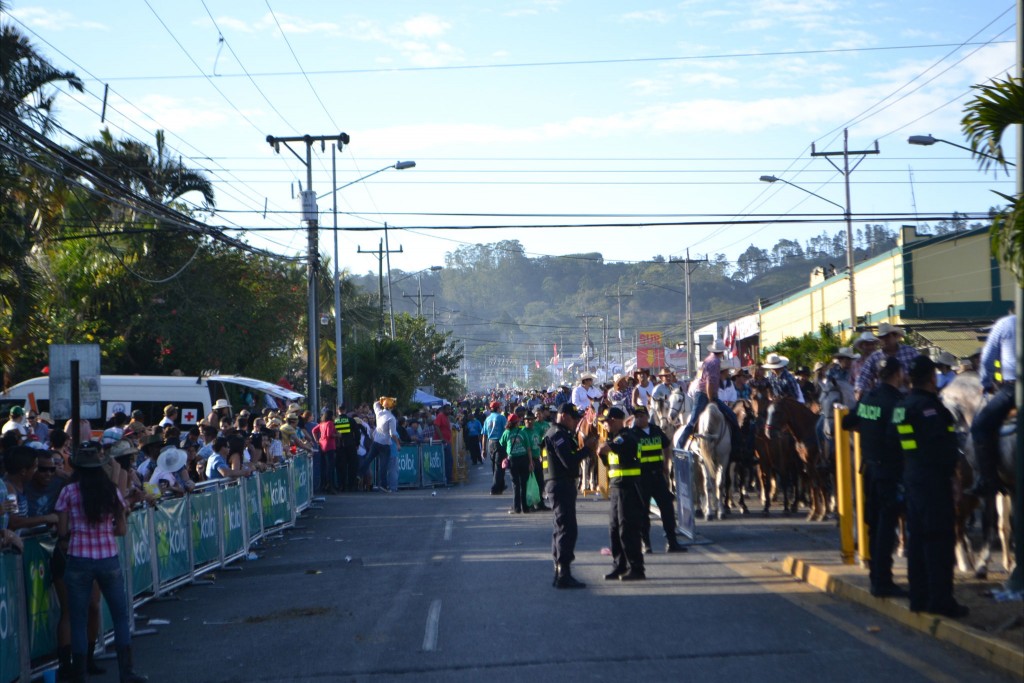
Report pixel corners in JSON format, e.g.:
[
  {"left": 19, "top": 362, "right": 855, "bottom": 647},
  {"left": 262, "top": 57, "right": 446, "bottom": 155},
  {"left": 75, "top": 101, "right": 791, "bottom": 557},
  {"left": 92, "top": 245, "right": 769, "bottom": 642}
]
[
  {"left": 359, "top": 441, "right": 392, "bottom": 488},
  {"left": 388, "top": 442, "right": 400, "bottom": 492},
  {"left": 65, "top": 555, "right": 131, "bottom": 654},
  {"left": 319, "top": 449, "right": 336, "bottom": 491}
]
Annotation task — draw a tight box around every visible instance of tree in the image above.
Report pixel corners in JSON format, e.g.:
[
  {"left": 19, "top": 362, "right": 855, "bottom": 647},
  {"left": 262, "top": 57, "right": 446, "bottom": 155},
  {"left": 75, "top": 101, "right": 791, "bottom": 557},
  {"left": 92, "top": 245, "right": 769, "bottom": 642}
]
[
  {"left": 393, "top": 313, "right": 464, "bottom": 399},
  {"left": 344, "top": 337, "right": 415, "bottom": 407},
  {"left": 961, "top": 75, "right": 1023, "bottom": 281},
  {"left": 765, "top": 323, "right": 842, "bottom": 371}
]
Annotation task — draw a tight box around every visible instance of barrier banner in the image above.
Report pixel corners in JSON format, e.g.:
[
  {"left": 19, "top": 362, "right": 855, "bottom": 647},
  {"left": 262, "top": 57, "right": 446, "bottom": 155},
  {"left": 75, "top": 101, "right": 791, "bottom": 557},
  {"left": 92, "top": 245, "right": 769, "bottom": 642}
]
[
  {"left": 21, "top": 536, "right": 59, "bottom": 660},
  {"left": 421, "top": 444, "right": 446, "bottom": 487},
  {"left": 0, "top": 552, "right": 22, "bottom": 683},
  {"left": 261, "top": 468, "right": 291, "bottom": 528},
  {"left": 245, "top": 477, "right": 263, "bottom": 543},
  {"left": 397, "top": 445, "right": 420, "bottom": 488},
  {"left": 190, "top": 489, "right": 220, "bottom": 567},
  {"left": 153, "top": 497, "right": 191, "bottom": 585},
  {"left": 292, "top": 454, "right": 311, "bottom": 511},
  {"left": 221, "top": 484, "right": 245, "bottom": 559},
  {"left": 128, "top": 507, "right": 153, "bottom": 597},
  {"left": 673, "top": 450, "right": 696, "bottom": 540}
]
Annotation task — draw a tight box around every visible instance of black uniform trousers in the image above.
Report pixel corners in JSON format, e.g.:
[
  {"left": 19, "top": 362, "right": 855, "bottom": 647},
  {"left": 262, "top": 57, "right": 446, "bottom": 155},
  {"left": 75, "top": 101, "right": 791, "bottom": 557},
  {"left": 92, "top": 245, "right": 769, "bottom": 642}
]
[
  {"left": 509, "top": 456, "right": 531, "bottom": 513},
  {"left": 488, "top": 440, "right": 506, "bottom": 493},
  {"left": 863, "top": 463, "right": 902, "bottom": 590},
  {"left": 546, "top": 477, "right": 578, "bottom": 569},
  {"left": 905, "top": 474, "right": 956, "bottom": 613},
  {"left": 640, "top": 469, "right": 677, "bottom": 546},
  {"left": 609, "top": 479, "right": 645, "bottom": 574}
]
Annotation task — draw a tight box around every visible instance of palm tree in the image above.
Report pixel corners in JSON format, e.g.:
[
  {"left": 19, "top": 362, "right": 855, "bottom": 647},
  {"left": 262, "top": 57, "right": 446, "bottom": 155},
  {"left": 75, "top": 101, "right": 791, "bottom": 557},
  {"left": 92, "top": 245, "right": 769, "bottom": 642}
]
[{"left": 961, "top": 75, "right": 1024, "bottom": 279}]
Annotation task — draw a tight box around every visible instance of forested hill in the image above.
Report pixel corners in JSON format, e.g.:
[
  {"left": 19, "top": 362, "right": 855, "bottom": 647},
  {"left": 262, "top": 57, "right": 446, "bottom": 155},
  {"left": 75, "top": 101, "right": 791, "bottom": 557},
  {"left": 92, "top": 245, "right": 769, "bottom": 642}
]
[{"left": 350, "top": 219, "right": 983, "bottom": 366}]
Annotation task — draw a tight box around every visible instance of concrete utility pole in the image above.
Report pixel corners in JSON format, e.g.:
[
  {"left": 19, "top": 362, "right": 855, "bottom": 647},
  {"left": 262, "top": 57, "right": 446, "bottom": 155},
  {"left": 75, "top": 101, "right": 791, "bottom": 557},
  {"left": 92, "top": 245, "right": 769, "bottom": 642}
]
[
  {"left": 266, "top": 132, "right": 350, "bottom": 420},
  {"left": 357, "top": 240, "right": 403, "bottom": 337},
  {"left": 672, "top": 250, "right": 707, "bottom": 377},
  {"left": 606, "top": 285, "right": 632, "bottom": 370},
  {"left": 811, "top": 129, "right": 880, "bottom": 337},
  {"left": 577, "top": 314, "right": 602, "bottom": 374}
]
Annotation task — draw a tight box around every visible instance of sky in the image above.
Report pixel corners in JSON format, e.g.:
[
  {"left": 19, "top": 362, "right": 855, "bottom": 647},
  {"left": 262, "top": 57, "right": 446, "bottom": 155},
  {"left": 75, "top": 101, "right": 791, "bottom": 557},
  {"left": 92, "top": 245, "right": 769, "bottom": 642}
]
[{"left": 5, "top": 0, "right": 1019, "bottom": 282}]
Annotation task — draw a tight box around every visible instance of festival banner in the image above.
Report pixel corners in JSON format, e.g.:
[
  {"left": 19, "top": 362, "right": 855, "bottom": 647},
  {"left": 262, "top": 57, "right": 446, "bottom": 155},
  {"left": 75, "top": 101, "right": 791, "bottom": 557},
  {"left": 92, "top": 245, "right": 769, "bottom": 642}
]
[
  {"left": 421, "top": 444, "right": 446, "bottom": 487},
  {"left": 260, "top": 468, "right": 291, "bottom": 528},
  {"left": 638, "top": 331, "right": 663, "bottom": 347},
  {"left": 0, "top": 552, "right": 23, "bottom": 683},
  {"left": 128, "top": 508, "right": 153, "bottom": 597},
  {"left": 636, "top": 347, "right": 666, "bottom": 369},
  {"left": 245, "top": 477, "right": 263, "bottom": 543},
  {"left": 153, "top": 497, "right": 191, "bottom": 585},
  {"left": 190, "top": 489, "right": 220, "bottom": 567},
  {"left": 397, "top": 445, "right": 420, "bottom": 488},
  {"left": 221, "top": 484, "right": 246, "bottom": 559},
  {"left": 21, "top": 536, "right": 59, "bottom": 659}
]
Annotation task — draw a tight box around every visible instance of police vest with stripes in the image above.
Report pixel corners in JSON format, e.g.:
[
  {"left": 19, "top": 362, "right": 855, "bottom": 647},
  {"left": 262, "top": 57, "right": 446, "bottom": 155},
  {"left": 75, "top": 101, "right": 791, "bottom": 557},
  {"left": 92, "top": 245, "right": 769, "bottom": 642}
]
[
  {"left": 636, "top": 434, "right": 663, "bottom": 465},
  {"left": 334, "top": 417, "right": 352, "bottom": 434},
  {"left": 607, "top": 452, "right": 641, "bottom": 479},
  {"left": 893, "top": 408, "right": 955, "bottom": 452}
]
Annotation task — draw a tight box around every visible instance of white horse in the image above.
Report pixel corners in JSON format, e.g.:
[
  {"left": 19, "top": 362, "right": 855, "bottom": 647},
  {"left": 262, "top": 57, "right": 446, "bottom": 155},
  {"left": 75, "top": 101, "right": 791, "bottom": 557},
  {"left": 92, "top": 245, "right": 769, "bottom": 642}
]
[
  {"left": 674, "top": 402, "right": 731, "bottom": 521},
  {"left": 652, "top": 387, "right": 688, "bottom": 433},
  {"left": 941, "top": 374, "right": 1016, "bottom": 576}
]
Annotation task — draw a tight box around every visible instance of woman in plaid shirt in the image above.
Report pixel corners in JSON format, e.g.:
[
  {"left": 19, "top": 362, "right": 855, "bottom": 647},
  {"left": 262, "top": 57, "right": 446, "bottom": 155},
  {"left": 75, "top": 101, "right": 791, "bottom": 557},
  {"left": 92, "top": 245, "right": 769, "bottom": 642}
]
[{"left": 56, "top": 447, "right": 147, "bottom": 682}]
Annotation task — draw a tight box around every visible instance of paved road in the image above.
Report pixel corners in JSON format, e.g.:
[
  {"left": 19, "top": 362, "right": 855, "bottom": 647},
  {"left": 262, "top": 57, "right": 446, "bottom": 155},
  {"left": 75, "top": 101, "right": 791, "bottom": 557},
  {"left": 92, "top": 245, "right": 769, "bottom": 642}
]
[{"left": 111, "top": 465, "right": 1013, "bottom": 682}]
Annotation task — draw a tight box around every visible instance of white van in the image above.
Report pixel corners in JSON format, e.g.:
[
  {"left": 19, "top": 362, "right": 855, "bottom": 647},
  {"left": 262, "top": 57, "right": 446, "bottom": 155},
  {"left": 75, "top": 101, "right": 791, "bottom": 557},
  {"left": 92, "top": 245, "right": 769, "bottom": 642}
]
[{"left": 0, "top": 374, "right": 304, "bottom": 430}]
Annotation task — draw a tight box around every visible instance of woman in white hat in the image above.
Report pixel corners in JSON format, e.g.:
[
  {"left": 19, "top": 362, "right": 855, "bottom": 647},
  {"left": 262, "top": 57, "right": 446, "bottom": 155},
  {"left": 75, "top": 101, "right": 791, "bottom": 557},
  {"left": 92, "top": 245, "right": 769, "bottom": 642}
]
[
  {"left": 149, "top": 446, "right": 189, "bottom": 496},
  {"left": 762, "top": 352, "right": 804, "bottom": 403}
]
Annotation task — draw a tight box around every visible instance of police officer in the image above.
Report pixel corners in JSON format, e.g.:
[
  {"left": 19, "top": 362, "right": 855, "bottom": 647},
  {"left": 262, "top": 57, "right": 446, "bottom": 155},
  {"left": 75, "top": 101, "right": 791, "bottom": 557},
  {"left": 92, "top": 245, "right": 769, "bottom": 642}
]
[
  {"left": 890, "top": 356, "right": 968, "bottom": 618},
  {"left": 597, "top": 406, "right": 646, "bottom": 581},
  {"left": 843, "top": 357, "right": 906, "bottom": 597},
  {"left": 334, "top": 407, "right": 361, "bottom": 492},
  {"left": 542, "top": 403, "right": 594, "bottom": 589},
  {"left": 630, "top": 405, "right": 686, "bottom": 554}
]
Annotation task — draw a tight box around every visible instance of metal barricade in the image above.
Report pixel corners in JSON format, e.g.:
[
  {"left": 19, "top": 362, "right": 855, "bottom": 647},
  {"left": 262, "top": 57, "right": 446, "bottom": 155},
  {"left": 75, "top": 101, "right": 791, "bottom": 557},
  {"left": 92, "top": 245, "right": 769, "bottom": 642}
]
[{"left": 0, "top": 546, "right": 30, "bottom": 683}]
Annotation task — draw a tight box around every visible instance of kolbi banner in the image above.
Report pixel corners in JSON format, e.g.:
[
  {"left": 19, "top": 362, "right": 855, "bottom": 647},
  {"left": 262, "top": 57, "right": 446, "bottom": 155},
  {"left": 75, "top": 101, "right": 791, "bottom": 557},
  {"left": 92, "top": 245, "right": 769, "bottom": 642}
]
[
  {"left": 260, "top": 468, "right": 291, "bottom": 528},
  {"left": 221, "top": 484, "right": 246, "bottom": 559},
  {"left": 153, "top": 497, "right": 191, "bottom": 587},
  {"left": 190, "top": 489, "right": 220, "bottom": 568},
  {"left": 0, "top": 552, "right": 23, "bottom": 683}
]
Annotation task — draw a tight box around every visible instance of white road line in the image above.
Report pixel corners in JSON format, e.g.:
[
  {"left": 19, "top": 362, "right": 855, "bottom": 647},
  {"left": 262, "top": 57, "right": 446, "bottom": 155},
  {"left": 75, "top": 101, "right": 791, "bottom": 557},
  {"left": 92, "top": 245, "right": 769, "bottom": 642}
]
[
  {"left": 422, "top": 599, "right": 442, "bottom": 652},
  {"left": 443, "top": 519, "right": 453, "bottom": 541}
]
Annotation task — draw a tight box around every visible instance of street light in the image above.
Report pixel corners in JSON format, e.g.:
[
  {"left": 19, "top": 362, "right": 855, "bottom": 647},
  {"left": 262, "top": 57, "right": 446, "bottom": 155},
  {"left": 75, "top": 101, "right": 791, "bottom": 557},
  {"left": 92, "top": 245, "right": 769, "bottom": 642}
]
[
  {"left": 327, "top": 158, "right": 416, "bottom": 407},
  {"left": 908, "top": 134, "right": 1014, "bottom": 166},
  {"left": 761, "top": 174, "right": 857, "bottom": 333}
]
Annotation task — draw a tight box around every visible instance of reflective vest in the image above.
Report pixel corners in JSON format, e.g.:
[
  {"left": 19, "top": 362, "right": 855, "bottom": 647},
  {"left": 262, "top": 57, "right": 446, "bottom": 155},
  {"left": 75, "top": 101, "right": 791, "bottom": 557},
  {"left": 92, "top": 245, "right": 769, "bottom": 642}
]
[
  {"left": 637, "top": 436, "right": 663, "bottom": 464},
  {"left": 334, "top": 416, "right": 352, "bottom": 435},
  {"left": 893, "top": 408, "right": 955, "bottom": 453},
  {"left": 607, "top": 452, "right": 641, "bottom": 479}
]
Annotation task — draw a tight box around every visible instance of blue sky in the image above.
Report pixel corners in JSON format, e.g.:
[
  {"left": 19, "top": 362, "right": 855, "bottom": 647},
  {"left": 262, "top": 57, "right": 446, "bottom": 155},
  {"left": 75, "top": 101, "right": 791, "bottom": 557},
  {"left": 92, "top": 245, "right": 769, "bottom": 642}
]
[{"left": 6, "top": 0, "right": 1018, "bottom": 276}]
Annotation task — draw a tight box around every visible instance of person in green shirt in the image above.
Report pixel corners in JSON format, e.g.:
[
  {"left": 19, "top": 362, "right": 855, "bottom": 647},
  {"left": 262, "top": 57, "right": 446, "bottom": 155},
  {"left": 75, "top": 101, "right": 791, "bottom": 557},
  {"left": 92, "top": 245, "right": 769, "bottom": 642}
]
[
  {"left": 498, "top": 415, "right": 534, "bottom": 514},
  {"left": 526, "top": 406, "right": 551, "bottom": 511}
]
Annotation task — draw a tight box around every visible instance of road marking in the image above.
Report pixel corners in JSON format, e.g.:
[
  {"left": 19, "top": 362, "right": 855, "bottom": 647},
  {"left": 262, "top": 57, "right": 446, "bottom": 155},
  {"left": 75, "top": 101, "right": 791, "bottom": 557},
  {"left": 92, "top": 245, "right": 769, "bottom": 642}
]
[
  {"left": 443, "top": 520, "right": 453, "bottom": 541},
  {"left": 422, "top": 599, "right": 442, "bottom": 652}
]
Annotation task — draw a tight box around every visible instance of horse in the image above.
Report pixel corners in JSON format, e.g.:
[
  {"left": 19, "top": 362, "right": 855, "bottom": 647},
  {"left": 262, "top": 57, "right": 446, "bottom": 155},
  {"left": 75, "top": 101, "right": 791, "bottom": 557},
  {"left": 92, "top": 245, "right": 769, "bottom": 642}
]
[
  {"left": 765, "top": 397, "right": 828, "bottom": 521},
  {"left": 674, "top": 402, "right": 731, "bottom": 520},
  {"left": 731, "top": 399, "right": 763, "bottom": 515},
  {"left": 576, "top": 405, "right": 604, "bottom": 497},
  {"left": 652, "top": 387, "right": 688, "bottom": 433},
  {"left": 940, "top": 374, "right": 1016, "bottom": 575}
]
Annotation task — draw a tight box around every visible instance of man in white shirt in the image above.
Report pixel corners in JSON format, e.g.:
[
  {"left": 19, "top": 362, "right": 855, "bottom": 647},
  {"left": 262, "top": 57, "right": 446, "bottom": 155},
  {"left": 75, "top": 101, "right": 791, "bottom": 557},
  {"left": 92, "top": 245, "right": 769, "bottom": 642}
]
[
  {"left": 361, "top": 397, "right": 401, "bottom": 492},
  {"left": 1, "top": 406, "right": 30, "bottom": 439},
  {"left": 571, "top": 373, "right": 602, "bottom": 413}
]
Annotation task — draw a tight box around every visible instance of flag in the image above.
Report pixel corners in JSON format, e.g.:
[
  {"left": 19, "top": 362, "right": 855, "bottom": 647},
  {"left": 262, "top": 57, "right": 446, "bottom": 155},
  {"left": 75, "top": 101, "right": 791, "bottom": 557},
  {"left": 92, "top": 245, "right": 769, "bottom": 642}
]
[{"left": 535, "top": 360, "right": 541, "bottom": 369}]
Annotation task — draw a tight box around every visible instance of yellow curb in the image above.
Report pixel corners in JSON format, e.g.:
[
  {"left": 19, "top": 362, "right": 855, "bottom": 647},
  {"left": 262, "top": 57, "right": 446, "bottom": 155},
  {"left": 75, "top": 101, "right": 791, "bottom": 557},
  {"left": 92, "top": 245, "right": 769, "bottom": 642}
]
[{"left": 783, "top": 556, "right": 1023, "bottom": 678}]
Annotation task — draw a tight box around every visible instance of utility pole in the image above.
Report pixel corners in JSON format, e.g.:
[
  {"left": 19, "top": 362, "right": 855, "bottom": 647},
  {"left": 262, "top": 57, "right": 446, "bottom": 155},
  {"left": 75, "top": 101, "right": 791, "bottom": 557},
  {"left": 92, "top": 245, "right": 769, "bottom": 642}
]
[
  {"left": 811, "top": 129, "right": 880, "bottom": 336},
  {"left": 357, "top": 240, "right": 402, "bottom": 337},
  {"left": 266, "top": 131, "right": 350, "bottom": 421},
  {"left": 576, "top": 314, "right": 602, "bottom": 375},
  {"left": 606, "top": 285, "right": 632, "bottom": 371},
  {"left": 383, "top": 223, "right": 402, "bottom": 338},
  {"left": 671, "top": 250, "right": 707, "bottom": 377}
]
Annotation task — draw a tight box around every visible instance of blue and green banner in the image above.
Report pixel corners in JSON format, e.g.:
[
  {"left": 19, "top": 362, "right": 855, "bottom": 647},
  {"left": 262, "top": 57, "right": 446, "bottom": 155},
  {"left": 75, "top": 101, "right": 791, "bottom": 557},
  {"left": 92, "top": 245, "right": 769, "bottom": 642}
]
[
  {"left": 292, "top": 454, "right": 311, "bottom": 510},
  {"left": 21, "top": 536, "right": 59, "bottom": 660},
  {"left": 153, "top": 497, "right": 191, "bottom": 585},
  {"left": 0, "top": 552, "right": 23, "bottom": 683},
  {"left": 261, "top": 468, "right": 291, "bottom": 528},
  {"left": 190, "top": 489, "right": 220, "bottom": 567},
  {"left": 397, "top": 446, "right": 420, "bottom": 488},
  {"left": 422, "top": 444, "right": 446, "bottom": 487},
  {"left": 128, "top": 508, "right": 153, "bottom": 597},
  {"left": 221, "top": 484, "right": 245, "bottom": 558},
  {"left": 245, "top": 477, "right": 263, "bottom": 542}
]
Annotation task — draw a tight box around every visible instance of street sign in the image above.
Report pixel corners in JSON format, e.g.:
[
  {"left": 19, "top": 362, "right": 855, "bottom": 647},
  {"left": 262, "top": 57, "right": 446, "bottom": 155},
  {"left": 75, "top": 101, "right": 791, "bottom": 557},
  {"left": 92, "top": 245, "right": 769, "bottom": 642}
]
[{"left": 48, "top": 344, "right": 101, "bottom": 421}]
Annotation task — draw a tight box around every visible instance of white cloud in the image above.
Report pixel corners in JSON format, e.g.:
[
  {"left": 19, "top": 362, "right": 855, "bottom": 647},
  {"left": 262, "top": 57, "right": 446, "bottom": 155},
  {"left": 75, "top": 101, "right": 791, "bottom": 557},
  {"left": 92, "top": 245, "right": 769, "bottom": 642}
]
[
  {"left": 621, "top": 10, "right": 672, "bottom": 24},
  {"left": 395, "top": 14, "right": 451, "bottom": 38},
  {"left": 116, "top": 94, "right": 256, "bottom": 132},
  {"left": 9, "top": 7, "right": 108, "bottom": 31}
]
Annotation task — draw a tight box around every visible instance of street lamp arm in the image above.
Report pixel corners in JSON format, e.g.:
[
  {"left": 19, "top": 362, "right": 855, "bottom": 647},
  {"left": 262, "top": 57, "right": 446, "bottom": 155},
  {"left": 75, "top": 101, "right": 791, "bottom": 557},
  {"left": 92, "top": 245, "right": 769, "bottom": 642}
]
[
  {"left": 908, "top": 134, "right": 1014, "bottom": 166},
  {"left": 317, "top": 161, "right": 417, "bottom": 199},
  {"left": 759, "top": 175, "right": 846, "bottom": 212}
]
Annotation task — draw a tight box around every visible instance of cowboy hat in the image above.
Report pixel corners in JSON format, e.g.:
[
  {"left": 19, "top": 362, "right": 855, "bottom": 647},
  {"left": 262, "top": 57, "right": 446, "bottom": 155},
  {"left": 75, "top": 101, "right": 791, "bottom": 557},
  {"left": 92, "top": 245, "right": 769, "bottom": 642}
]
[
  {"left": 212, "top": 398, "right": 230, "bottom": 410},
  {"left": 762, "top": 352, "right": 789, "bottom": 369},
  {"left": 157, "top": 447, "right": 187, "bottom": 473},
  {"left": 709, "top": 339, "right": 726, "bottom": 354},
  {"left": 656, "top": 367, "right": 674, "bottom": 377},
  {"left": 108, "top": 440, "right": 138, "bottom": 460},
  {"left": 833, "top": 347, "right": 861, "bottom": 360},
  {"left": 935, "top": 351, "right": 957, "bottom": 367},
  {"left": 580, "top": 372, "right": 596, "bottom": 381},
  {"left": 852, "top": 331, "right": 880, "bottom": 349},
  {"left": 876, "top": 322, "right": 905, "bottom": 338}
]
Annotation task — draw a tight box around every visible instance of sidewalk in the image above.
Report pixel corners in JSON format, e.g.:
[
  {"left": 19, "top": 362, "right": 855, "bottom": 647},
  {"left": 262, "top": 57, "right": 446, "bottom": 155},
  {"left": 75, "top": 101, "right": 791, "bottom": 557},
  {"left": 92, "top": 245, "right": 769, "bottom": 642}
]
[{"left": 783, "top": 551, "right": 1023, "bottom": 677}]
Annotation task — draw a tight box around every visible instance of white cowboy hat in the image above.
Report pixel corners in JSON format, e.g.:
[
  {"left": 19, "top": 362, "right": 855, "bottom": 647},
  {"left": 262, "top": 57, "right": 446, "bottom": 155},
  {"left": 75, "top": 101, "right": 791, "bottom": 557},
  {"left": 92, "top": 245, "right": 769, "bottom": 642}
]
[
  {"left": 157, "top": 447, "right": 187, "bottom": 473},
  {"left": 935, "top": 351, "right": 957, "bottom": 367},
  {"left": 580, "top": 372, "right": 596, "bottom": 381},
  {"left": 709, "top": 339, "right": 726, "bottom": 354},
  {"left": 833, "top": 347, "right": 861, "bottom": 360},
  {"left": 762, "top": 352, "right": 789, "bottom": 369},
  {"left": 852, "top": 331, "right": 880, "bottom": 349},
  {"left": 212, "top": 398, "right": 230, "bottom": 410},
  {"left": 876, "top": 322, "right": 905, "bottom": 338}
]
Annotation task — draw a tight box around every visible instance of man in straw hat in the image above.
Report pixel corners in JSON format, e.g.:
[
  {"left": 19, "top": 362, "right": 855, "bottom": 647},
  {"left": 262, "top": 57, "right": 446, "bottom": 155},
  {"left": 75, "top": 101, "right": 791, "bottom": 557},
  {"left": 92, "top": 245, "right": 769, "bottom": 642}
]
[
  {"left": 572, "top": 372, "right": 602, "bottom": 414},
  {"left": 761, "top": 352, "right": 803, "bottom": 402},
  {"left": 855, "top": 322, "right": 919, "bottom": 401},
  {"left": 851, "top": 330, "right": 880, "bottom": 385},
  {"left": 677, "top": 339, "right": 740, "bottom": 449}
]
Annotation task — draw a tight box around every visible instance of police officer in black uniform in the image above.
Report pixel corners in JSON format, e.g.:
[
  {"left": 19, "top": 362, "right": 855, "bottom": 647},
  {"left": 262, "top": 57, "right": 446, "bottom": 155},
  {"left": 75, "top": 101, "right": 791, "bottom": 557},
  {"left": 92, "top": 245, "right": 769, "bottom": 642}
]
[
  {"left": 597, "top": 406, "right": 646, "bottom": 581},
  {"left": 334, "top": 407, "right": 361, "bottom": 492},
  {"left": 542, "top": 403, "right": 594, "bottom": 589},
  {"left": 843, "top": 357, "right": 906, "bottom": 597},
  {"left": 890, "top": 356, "right": 968, "bottom": 617},
  {"left": 630, "top": 405, "right": 686, "bottom": 553}
]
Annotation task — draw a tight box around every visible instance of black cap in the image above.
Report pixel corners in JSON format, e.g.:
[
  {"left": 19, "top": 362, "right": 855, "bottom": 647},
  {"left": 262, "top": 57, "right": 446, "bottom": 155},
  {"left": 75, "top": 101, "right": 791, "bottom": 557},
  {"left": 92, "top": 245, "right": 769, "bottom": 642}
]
[
  {"left": 878, "top": 356, "right": 904, "bottom": 380},
  {"left": 632, "top": 405, "right": 649, "bottom": 416},
  {"left": 907, "top": 354, "right": 934, "bottom": 383},
  {"left": 557, "top": 403, "right": 580, "bottom": 419},
  {"left": 599, "top": 406, "right": 626, "bottom": 421}
]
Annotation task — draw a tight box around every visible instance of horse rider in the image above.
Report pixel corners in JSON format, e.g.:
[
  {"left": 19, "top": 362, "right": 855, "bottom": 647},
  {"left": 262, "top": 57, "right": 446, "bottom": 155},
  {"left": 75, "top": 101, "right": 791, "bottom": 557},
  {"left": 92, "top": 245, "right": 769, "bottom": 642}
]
[
  {"left": 854, "top": 322, "right": 917, "bottom": 401},
  {"left": 761, "top": 353, "right": 804, "bottom": 403},
  {"left": 934, "top": 351, "right": 957, "bottom": 391},
  {"left": 718, "top": 359, "right": 738, "bottom": 404},
  {"left": 572, "top": 373, "right": 602, "bottom": 414},
  {"left": 630, "top": 405, "right": 686, "bottom": 554},
  {"left": 851, "top": 330, "right": 880, "bottom": 386},
  {"left": 966, "top": 311, "right": 1015, "bottom": 497},
  {"left": 794, "top": 365, "right": 817, "bottom": 404},
  {"left": 842, "top": 357, "right": 907, "bottom": 597},
  {"left": 650, "top": 368, "right": 675, "bottom": 406},
  {"left": 631, "top": 369, "right": 655, "bottom": 410},
  {"left": 818, "top": 347, "right": 859, "bottom": 462},
  {"left": 553, "top": 384, "right": 572, "bottom": 409},
  {"left": 677, "top": 339, "right": 741, "bottom": 450},
  {"left": 597, "top": 406, "right": 646, "bottom": 581},
  {"left": 890, "top": 356, "right": 968, "bottom": 618}
]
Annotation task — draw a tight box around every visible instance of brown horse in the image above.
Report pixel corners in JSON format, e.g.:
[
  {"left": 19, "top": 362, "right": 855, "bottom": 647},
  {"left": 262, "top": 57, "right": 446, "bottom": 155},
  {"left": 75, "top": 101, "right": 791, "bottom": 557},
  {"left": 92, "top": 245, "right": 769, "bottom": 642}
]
[
  {"left": 765, "top": 397, "right": 827, "bottom": 521},
  {"left": 747, "top": 387, "right": 794, "bottom": 516}
]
